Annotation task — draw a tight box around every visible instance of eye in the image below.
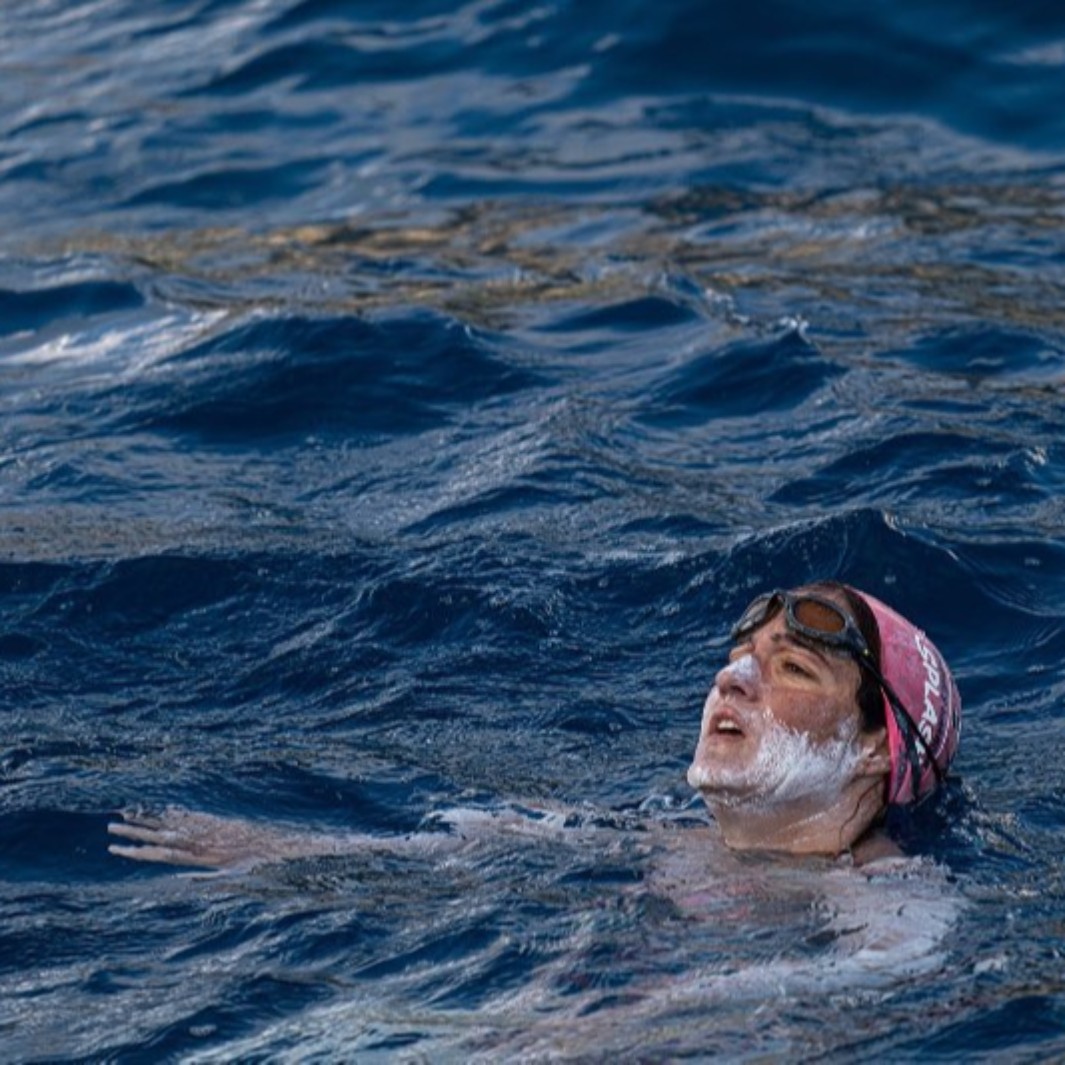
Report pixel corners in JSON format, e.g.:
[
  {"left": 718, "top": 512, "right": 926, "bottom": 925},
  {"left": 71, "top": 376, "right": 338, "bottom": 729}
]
[{"left": 782, "top": 660, "right": 814, "bottom": 679}]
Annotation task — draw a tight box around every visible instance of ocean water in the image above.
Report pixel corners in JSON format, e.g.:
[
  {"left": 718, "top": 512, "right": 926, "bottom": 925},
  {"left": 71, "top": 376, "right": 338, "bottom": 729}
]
[{"left": 2, "top": 0, "right": 1065, "bottom": 1060}]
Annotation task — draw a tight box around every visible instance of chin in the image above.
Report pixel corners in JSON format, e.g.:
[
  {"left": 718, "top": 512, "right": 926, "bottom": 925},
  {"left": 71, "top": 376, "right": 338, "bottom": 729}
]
[
  {"left": 687, "top": 734, "right": 755, "bottom": 787},
  {"left": 687, "top": 760, "right": 757, "bottom": 805},
  {"left": 687, "top": 759, "right": 713, "bottom": 790}
]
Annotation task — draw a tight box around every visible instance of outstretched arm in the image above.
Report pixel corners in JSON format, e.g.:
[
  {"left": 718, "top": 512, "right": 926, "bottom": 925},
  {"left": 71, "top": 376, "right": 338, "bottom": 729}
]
[
  {"left": 107, "top": 807, "right": 453, "bottom": 871},
  {"left": 107, "top": 801, "right": 593, "bottom": 872}
]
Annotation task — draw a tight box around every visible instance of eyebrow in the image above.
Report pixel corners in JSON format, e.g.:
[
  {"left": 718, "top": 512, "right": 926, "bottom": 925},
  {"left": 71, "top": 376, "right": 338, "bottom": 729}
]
[
  {"left": 768, "top": 631, "right": 834, "bottom": 667},
  {"left": 731, "top": 629, "right": 842, "bottom": 671}
]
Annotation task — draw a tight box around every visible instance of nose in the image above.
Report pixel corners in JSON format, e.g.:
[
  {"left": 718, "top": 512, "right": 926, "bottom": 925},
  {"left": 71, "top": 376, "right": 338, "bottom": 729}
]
[{"left": 714, "top": 653, "right": 761, "bottom": 702}]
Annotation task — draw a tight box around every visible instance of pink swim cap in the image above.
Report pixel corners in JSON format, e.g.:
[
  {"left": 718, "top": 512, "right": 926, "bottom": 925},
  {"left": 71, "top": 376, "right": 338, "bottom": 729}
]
[{"left": 852, "top": 589, "right": 961, "bottom": 805}]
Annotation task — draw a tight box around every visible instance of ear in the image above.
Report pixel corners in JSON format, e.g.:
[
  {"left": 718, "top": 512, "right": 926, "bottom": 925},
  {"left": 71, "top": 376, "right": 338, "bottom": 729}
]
[{"left": 856, "top": 727, "right": 891, "bottom": 778}]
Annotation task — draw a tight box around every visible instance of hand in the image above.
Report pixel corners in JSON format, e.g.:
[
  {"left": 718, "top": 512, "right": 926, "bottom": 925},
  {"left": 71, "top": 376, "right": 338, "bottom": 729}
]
[{"left": 108, "top": 806, "right": 302, "bottom": 870}]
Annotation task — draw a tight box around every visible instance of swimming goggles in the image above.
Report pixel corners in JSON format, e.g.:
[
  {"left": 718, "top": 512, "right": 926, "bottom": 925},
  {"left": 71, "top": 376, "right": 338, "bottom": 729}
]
[{"left": 730, "top": 590, "right": 944, "bottom": 785}]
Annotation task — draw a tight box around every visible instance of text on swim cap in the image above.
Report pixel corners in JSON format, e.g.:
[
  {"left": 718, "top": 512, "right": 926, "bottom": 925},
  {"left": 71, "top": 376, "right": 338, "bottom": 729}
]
[{"left": 913, "top": 631, "right": 941, "bottom": 744}]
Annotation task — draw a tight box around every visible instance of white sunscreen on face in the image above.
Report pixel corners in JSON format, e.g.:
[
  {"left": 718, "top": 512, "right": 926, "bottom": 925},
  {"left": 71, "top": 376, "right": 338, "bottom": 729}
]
[
  {"left": 689, "top": 650, "right": 863, "bottom": 807},
  {"left": 724, "top": 653, "right": 759, "bottom": 687},
  {"left": 690, "top": 720, "right": 862, "bottom": 808},
  {"left": 729, "top": 720, "right": 862, "bottom": 808}
]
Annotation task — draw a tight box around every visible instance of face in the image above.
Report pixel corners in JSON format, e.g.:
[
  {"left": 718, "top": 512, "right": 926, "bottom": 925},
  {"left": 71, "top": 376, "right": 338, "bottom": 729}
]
[{"left": 687, "top": 607, "right": 868, "bottom": 809}]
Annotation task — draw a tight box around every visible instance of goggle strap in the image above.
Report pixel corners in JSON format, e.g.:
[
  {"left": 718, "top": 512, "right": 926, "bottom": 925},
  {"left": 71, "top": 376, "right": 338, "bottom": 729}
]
[{"left": 860, "top": 653, "right": 944, "bottom": 786}]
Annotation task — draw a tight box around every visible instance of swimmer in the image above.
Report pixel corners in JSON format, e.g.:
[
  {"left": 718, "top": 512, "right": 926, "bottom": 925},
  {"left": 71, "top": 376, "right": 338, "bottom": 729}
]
[{"left": 107, "top": 580, "right": 960, "bottom": 868}]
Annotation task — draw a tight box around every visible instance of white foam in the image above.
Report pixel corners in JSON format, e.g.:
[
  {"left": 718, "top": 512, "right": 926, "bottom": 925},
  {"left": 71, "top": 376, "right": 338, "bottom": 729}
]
[{"left": 3, "top": 309, "right": 226, "bottom": 378}]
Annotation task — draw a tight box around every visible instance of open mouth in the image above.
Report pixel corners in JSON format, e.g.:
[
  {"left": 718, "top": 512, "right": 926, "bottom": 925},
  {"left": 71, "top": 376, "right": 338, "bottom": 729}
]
[{"left": 709, "top": 710, "right": 747, "bottom": 739}]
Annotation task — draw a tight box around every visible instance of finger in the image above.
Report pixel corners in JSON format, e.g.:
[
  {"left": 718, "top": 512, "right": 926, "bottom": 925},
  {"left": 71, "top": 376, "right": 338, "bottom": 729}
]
[
  {"left": 110, "top": 843, "right": 219, "bottom": 867},
  {"left": 116, "top": 809, "right": 166, "bottom": 830},
  {"left": 107, "top": 822, "right": 179, "bottom": 845},
  {"left": 108, "top": 843, "right": 205, "bottom": 866}
]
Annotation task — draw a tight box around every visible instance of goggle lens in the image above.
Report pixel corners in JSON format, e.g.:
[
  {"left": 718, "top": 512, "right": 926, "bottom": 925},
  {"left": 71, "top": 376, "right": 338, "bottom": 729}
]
[
  {"left": 791, "top": 597, "right": 848, "bottom": 636},
  {"left": 731, "top": 591, "right": 861, "bottom": 654}
]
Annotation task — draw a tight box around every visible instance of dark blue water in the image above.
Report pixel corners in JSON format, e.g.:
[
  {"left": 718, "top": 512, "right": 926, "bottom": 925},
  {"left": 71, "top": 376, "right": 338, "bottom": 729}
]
[{"left": 3, "top": 0, "right": 1065, "bottom": 1059}]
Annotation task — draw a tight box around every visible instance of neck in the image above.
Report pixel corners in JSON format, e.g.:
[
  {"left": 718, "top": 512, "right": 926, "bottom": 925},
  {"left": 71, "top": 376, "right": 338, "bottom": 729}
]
[{"left": 706, "top": 777, "right": 886, "bottom": 858}]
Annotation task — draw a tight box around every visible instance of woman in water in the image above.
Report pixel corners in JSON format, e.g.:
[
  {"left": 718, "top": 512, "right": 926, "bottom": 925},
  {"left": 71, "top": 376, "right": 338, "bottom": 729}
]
[{"left": 109, "top": 579, "right": 960, "bottom": 866}]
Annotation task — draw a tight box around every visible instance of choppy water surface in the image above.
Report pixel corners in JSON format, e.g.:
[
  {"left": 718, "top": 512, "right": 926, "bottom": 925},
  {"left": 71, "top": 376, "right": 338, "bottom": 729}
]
[{"left": 2, "top": 1, "right": 1065, "bottom": 1060}]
